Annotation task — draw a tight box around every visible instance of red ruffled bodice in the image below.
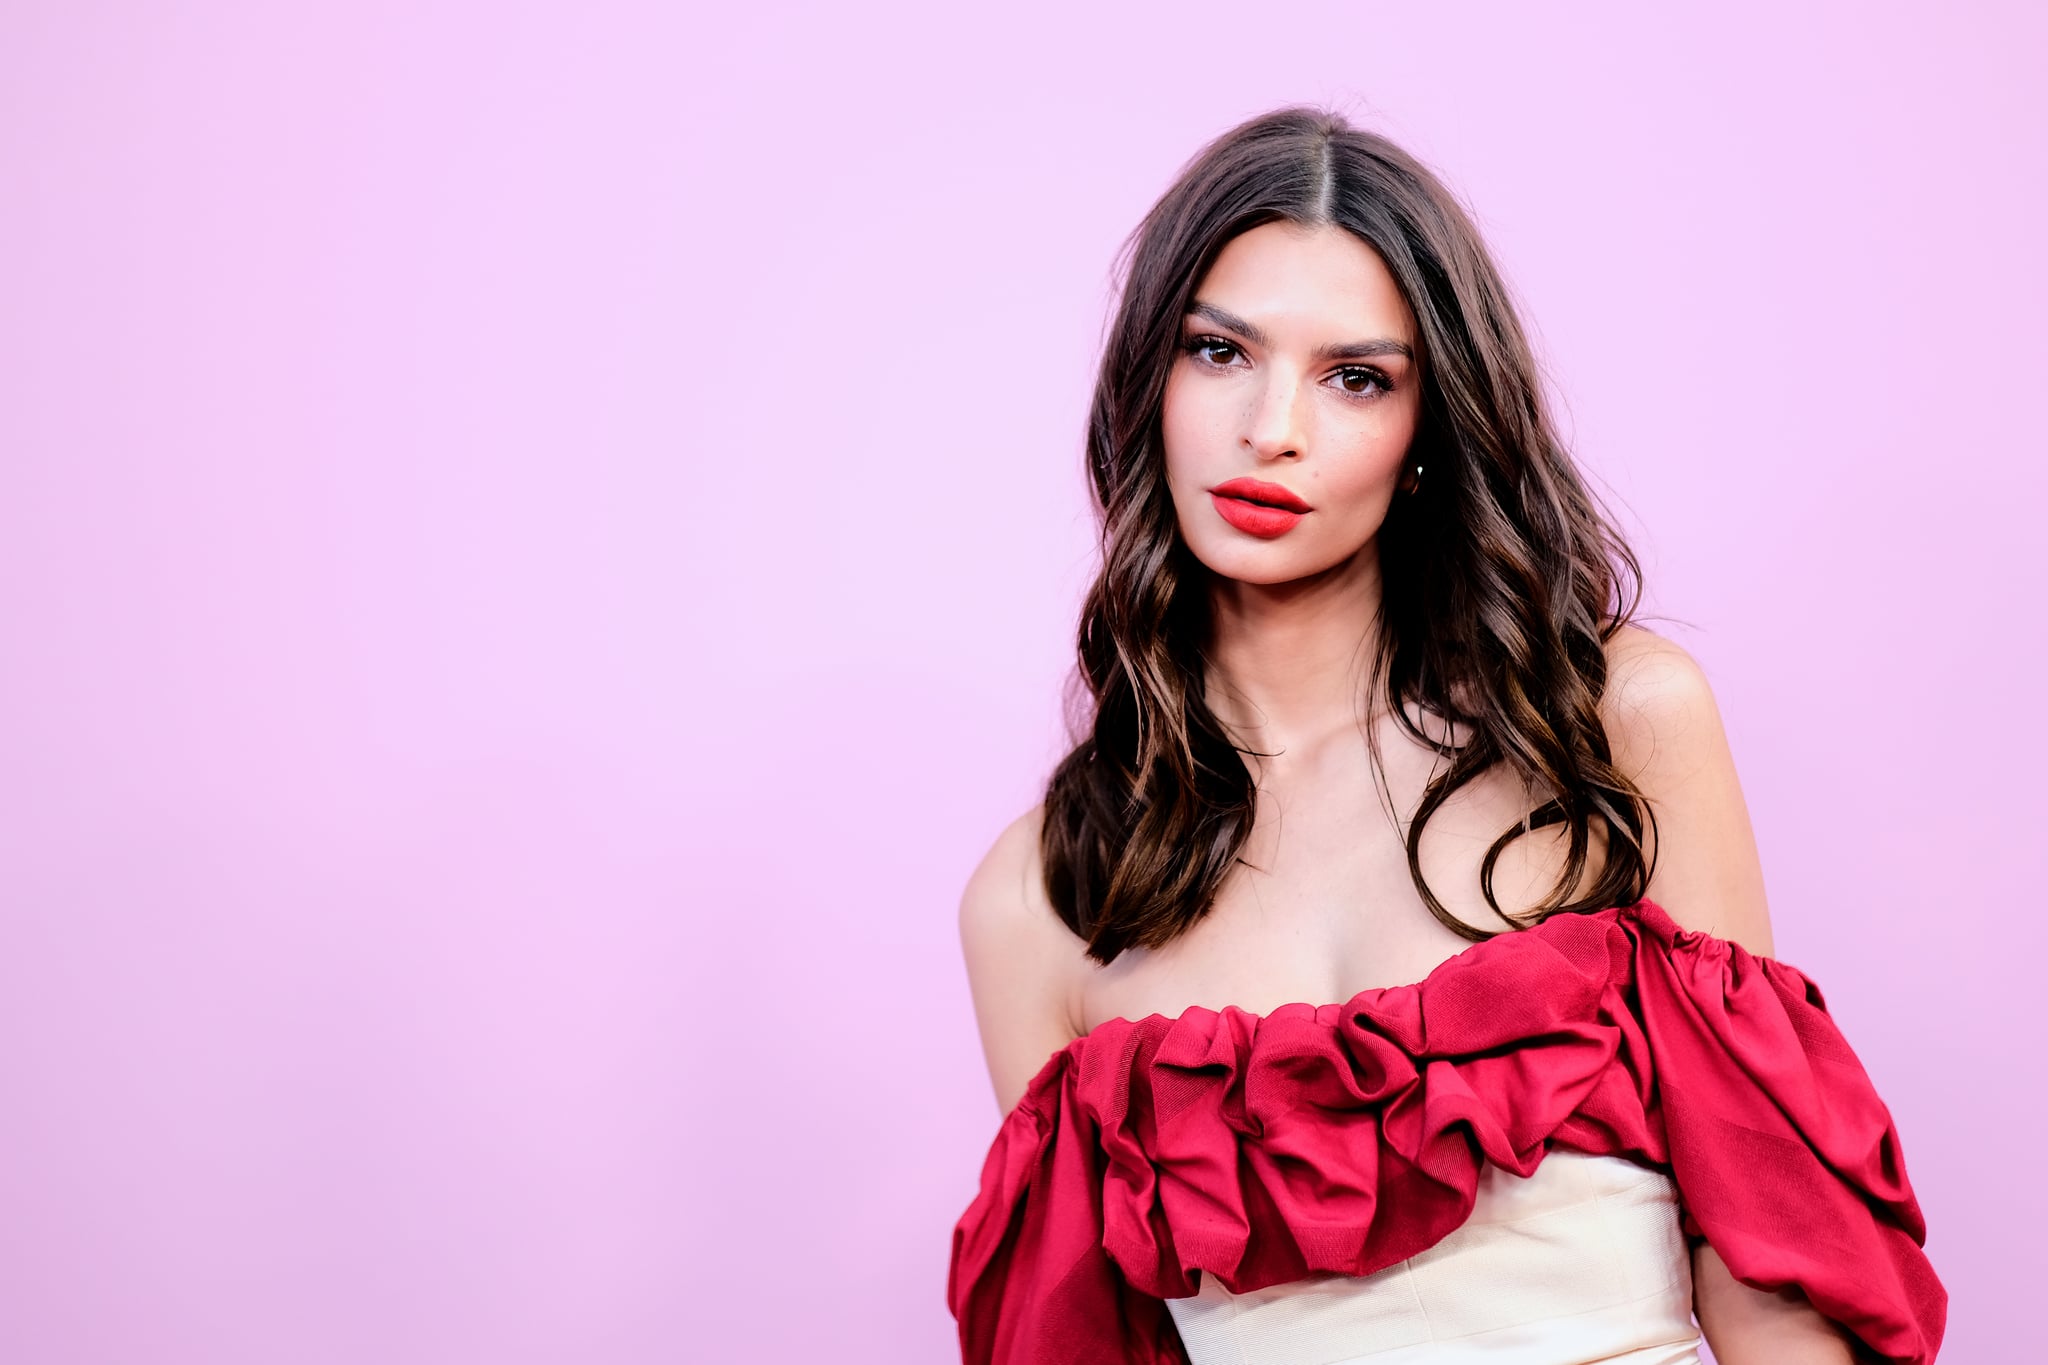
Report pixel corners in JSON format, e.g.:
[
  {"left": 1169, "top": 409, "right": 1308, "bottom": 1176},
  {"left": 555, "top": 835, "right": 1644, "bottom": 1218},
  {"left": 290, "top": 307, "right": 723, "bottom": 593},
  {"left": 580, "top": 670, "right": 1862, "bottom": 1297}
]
[{"left": 945, "top": 898, "right": 1946, "bottom": 1364}]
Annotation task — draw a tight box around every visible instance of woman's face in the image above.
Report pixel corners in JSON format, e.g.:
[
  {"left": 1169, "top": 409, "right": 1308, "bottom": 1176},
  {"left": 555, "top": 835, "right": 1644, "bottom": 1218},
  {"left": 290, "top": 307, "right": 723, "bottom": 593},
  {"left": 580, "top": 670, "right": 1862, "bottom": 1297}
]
[{"left": 1161, "top": 221, "right": 1424, "bottom": 589}]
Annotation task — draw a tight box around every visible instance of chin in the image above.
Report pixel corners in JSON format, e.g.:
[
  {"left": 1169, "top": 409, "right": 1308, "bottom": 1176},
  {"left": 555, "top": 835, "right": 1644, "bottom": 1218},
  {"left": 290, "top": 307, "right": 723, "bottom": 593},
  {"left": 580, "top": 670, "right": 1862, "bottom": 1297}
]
[{"left": 1186, "top": 537, "right": 1347, "bottom": 587}]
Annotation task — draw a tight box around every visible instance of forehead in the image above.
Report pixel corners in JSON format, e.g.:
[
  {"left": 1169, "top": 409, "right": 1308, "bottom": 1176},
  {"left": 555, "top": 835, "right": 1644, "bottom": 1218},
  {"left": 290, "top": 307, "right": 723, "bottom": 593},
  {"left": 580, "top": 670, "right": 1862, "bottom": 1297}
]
[{"left": 1193, "top": 222, "right": 1416, "bottom": 340}]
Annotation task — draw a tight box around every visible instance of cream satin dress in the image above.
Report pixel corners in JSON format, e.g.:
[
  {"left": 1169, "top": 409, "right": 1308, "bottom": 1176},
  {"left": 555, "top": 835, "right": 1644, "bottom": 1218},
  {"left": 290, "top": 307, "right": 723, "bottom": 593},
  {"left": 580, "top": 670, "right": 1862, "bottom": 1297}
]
[{"left": 1164, "top": 1151, "right": 1703, "bottom": 1364}]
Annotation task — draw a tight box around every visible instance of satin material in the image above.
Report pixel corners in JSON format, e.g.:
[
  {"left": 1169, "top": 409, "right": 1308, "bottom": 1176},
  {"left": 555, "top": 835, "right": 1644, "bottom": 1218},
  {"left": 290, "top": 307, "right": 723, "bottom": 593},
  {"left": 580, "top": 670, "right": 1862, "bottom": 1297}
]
[
  {"left": 946, "top": 898, "right": 1946, "bottom": 1365},
  {"left": 1164, "top": 1151, "right": 1701, "bottom": 1364}
]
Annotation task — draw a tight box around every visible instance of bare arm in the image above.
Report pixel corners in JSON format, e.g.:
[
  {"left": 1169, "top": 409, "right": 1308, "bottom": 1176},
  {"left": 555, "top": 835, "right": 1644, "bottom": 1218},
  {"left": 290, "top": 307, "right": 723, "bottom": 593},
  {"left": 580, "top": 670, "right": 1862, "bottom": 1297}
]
[
  {"left": 1601, "top": 626, "right": 1858, "bottom": 1365},
  {"left": 958, "top": 804, "right": 1086, "bottom": 1117},
  {"left": 1692, "top": 1244, "right": 1861, "bottom": 1363}
]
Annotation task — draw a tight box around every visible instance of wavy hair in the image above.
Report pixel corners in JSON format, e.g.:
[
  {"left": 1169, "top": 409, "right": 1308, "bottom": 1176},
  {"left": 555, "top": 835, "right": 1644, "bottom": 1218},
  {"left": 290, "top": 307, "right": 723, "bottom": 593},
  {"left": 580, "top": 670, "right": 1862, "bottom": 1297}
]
[{"left": 1040, "top": 106, "right": 1660, "bottom": 964}]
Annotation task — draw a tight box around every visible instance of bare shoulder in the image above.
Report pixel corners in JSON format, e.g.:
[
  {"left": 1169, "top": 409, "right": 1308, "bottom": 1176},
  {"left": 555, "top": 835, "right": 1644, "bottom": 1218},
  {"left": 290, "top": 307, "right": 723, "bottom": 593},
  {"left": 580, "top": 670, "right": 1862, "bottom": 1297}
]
[
  {"left": 1599, "top": 623, "right": 1726, "bottom": 782},
  {"left": 1602, "top": 622, "right": 1711, "bottom": 720},
  {"left": 1597, "top": 623, "right": 1775, "bottom": 955},
  {"left": 957, "top": 803, "right": 1090, "bottom": 1117},
  {"left": 957, "top": 804, "right": 1059, "bottom": 960}
]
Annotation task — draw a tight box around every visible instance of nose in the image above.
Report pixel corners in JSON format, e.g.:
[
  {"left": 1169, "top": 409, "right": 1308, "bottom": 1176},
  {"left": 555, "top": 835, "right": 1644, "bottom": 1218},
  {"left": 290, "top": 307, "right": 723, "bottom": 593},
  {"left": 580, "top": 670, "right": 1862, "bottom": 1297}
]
[{"left": 1244, "top": 367, "right": 1307, "bottom": 461}]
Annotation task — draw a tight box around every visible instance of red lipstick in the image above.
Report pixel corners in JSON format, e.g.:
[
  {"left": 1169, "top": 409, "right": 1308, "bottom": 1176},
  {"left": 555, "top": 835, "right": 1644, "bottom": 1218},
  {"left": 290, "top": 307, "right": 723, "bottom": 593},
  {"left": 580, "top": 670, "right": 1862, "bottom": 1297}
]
[{"left": 1208, "top": 477, "right": 1313, "bottom": 538}]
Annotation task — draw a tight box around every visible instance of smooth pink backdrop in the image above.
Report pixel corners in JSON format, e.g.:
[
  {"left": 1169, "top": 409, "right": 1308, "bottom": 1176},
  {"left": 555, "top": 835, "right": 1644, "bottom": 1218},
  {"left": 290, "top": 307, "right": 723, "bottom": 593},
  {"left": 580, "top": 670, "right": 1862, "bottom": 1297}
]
[{"left": 1, "top": 3, "right": 2039, "bottom": 1361}]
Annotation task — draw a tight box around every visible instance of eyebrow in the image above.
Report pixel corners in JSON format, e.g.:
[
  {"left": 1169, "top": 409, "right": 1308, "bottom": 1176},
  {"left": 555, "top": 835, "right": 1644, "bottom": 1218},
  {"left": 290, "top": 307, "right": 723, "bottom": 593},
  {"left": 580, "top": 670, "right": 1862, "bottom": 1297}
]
[{"left": 1187, "top": 300, "right": 1415, "bottom": 362}]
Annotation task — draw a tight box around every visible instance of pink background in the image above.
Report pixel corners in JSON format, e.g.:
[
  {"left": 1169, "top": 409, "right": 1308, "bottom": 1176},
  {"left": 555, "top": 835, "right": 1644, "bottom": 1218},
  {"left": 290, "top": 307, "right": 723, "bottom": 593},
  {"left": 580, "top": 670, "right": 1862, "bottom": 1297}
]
[{"left": 1, "top": 3, "right": 2039, "bottom": 1361}]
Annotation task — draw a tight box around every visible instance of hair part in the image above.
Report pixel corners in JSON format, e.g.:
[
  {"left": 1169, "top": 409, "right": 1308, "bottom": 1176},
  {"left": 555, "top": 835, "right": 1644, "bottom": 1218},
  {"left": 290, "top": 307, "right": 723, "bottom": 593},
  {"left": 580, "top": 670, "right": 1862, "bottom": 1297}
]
[{"left": 1041, "top": 105, "right": 1660, "bottom": 965}]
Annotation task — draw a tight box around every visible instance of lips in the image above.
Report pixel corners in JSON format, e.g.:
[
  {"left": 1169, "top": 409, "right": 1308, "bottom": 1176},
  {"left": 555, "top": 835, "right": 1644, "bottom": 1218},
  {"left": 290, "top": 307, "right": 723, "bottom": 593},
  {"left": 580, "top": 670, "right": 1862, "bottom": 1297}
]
[
  {"left": 1207, "top": 477, "right": 1311, "bottom": 539},
  {"left": 1209, "top": 477, "right": 1313, "bottom": 512}
]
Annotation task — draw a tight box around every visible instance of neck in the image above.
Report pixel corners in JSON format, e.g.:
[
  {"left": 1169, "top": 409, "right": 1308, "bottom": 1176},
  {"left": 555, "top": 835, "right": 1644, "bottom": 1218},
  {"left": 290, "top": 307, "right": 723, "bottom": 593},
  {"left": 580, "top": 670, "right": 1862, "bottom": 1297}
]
[{"left": 1200, "top": 551, "right": 1387, "bottom": 761}]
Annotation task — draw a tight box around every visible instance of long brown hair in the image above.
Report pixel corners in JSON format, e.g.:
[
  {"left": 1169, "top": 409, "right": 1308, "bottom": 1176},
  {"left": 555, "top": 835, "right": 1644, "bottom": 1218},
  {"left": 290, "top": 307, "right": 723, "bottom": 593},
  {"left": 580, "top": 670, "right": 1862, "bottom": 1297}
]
[{"left": 1041, "top": 106, "right": 1660, "bottom": 964}]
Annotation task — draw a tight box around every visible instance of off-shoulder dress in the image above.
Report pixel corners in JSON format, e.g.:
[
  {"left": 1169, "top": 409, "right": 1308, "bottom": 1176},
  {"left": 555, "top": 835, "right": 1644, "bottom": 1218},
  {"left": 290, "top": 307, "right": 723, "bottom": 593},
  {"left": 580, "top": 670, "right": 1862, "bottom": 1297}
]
[{"left": 946, "top": 898, "right": 1946, "bottom": 1364}]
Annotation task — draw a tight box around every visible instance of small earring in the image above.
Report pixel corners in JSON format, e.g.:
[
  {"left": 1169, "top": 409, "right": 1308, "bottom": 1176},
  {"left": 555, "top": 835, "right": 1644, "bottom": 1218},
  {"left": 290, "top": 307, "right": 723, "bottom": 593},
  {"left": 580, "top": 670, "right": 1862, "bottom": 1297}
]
[{"left": 1408, "top": 464, "right": 1424, "bottom": 494}]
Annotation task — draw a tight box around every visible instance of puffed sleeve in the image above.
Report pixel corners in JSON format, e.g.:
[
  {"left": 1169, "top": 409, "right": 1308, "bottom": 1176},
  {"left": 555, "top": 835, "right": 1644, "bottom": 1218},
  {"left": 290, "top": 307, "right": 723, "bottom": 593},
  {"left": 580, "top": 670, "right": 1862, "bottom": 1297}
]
[
  {"left": 946, "top": 1049, "right": 1188, "bottom": 1365},
  {"left": 1628, "top": 907, "right": 1947, "bottom": 1364}
]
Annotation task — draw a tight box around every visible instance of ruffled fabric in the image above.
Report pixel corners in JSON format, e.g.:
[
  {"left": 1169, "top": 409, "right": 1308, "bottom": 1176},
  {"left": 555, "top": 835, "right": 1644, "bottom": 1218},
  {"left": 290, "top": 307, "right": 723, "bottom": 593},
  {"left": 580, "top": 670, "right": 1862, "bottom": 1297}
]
[{"left": 945, "top": 898, "right": 1946, "bottom": 1365}]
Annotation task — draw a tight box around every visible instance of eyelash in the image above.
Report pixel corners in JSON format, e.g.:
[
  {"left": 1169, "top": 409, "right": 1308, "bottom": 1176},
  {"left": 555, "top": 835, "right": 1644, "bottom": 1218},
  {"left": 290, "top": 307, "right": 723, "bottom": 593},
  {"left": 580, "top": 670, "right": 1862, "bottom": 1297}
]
[{"left": 1180, "top": 334, "right": 1395, "bottom": 401}]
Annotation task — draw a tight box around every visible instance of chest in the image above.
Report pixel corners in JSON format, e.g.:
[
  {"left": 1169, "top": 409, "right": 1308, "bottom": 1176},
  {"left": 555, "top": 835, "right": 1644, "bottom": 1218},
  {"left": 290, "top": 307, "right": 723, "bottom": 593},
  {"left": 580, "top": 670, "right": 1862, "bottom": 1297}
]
[{"left": 1074, "top": 730, "right": 1597, "bottom": 1034}]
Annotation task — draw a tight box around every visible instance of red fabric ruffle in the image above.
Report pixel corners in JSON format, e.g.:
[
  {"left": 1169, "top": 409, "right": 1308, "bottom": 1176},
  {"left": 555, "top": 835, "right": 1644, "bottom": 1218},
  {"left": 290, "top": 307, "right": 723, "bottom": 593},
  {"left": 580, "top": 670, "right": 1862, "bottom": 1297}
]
[{"left": 945, "top": 898, "right": 1946, "bottom": 1364}]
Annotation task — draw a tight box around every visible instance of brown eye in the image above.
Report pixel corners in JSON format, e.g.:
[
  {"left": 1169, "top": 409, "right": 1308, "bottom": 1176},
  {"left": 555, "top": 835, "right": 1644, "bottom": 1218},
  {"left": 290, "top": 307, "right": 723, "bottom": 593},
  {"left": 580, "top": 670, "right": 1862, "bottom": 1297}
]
[
  {"left": 1184, "top": 335, "right": 1240, "bottom": 366},
  {"left": 1337, "top": 366, "right": 1392, "bottom": 398}
]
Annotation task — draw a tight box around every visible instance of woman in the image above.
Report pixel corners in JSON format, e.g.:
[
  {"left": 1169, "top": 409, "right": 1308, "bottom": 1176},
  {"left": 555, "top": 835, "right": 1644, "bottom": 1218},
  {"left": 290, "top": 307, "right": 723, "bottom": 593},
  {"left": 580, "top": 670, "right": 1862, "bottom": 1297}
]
[{"left": 946, "top": 108, "right": 1946, "bottom": 1364}]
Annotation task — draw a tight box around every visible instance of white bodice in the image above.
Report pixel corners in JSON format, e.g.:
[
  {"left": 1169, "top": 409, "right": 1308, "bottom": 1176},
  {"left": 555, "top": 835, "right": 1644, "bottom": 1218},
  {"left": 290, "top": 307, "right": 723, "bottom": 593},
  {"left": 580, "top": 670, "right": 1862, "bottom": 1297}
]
[{"left": 1163, "top": 1150, "right": 1703, "bottom": 1364}]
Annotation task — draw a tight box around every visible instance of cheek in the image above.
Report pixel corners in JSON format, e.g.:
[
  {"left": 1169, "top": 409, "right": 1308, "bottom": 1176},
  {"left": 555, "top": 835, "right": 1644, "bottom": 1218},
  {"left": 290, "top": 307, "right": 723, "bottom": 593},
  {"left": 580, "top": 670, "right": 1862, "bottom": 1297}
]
[
  {"left": 1305, "top": 421, "right": 1417, "bottom": 502},
  {"left": 1159, "top": 373, "right": 1211, "bottom": 471},
  {"left": 1159, "top": 390, "right": 1232, "bottom": 515}
]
